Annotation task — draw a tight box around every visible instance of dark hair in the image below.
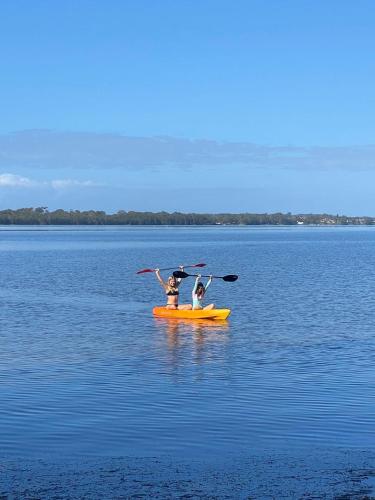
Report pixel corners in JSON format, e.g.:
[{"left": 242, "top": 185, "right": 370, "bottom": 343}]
[{"left": 197, "top": 282, "right": 204, "bottom": 291}]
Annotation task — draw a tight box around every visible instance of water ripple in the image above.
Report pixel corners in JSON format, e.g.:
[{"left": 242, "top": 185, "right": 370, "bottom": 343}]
[{"left": 1, "top": 226, "right": 375, "bottom": 458}]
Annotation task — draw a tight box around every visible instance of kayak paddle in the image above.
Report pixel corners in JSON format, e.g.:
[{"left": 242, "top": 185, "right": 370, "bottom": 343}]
[
  {"left": 137, "top": 263, "right": 206, "bottom": 274},
  {"left": 173, "top": 271, "right": 238, "bottom": 282}
]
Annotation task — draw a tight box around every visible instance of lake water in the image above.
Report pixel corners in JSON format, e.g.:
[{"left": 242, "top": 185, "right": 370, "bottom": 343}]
[{"left": 1, "top": 226, "right": 374, "bottom": 459}]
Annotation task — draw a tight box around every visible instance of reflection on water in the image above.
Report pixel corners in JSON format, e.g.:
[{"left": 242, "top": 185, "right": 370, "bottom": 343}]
[
  {"left": 154, "top": 317, "right": 230, "bottom": 374},
  {"left": 155, "top": 317, "right": 229, "bottom": 335}
]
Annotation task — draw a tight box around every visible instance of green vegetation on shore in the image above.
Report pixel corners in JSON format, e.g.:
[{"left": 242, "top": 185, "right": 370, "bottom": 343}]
[{"left": 0, "top": 208, "right": 374, "bottom": 225}]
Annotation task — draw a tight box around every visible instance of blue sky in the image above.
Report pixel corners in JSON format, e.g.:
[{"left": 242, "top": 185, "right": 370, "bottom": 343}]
[{"left": 1, "top": 0, "right": 375, "bottom": 214}]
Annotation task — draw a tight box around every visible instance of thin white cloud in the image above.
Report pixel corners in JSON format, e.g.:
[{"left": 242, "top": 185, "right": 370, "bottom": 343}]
[
  {"left": 0, "top": 129, "right": 375, "bottom": 171},
  {"left": 50, "top": 179, "right": 96, "bottom": 189},
  {"left": 0, "top": 173, "right": 98, "bottom": 190},
  {"left": 0, "top": 173, "right": 37, "bottom": 187}
]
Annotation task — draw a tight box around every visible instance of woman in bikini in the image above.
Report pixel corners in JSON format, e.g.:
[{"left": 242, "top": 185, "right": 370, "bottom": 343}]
[
  {"left": 155, "top": 268, "right": 192, "bottom": 310},
  {"left": 192, "top": 274, "right": 214, "bottom": 310}
]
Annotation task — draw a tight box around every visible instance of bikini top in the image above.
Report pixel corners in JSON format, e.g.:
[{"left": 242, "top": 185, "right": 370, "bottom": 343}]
[{"left": 166, "top": 288, "right": 179, "bottom": 296}]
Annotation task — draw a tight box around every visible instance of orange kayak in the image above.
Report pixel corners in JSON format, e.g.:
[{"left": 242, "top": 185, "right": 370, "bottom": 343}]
[{"left": 153, "top": 307, "right": 231, "bottom": 320}]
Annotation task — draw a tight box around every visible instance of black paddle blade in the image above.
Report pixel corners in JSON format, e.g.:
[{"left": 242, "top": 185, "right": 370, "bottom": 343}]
[
  {"left": 222, "top": 274, "right": 238, "bottom": 282},
  {"left": 173, "top": 270, "right": 189, "bottom": 279}
]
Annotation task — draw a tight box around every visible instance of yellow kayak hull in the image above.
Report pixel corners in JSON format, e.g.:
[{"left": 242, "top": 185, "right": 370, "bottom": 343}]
[{"left": 153, "top": 307, "right": 231, "bottom": 320}]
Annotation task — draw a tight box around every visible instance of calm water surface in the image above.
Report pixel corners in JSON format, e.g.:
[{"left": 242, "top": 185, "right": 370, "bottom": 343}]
[{"left": 0, "top": 226, "right": 374, "bottom": 458}]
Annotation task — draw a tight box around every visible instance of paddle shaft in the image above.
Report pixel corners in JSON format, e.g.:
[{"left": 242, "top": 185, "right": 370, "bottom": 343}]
[
  {"left": 173, "top": 271, "right": 238, "bottom": 282},
  {"left": 137, "top": 263, "right": 206, "bottom": 274}
]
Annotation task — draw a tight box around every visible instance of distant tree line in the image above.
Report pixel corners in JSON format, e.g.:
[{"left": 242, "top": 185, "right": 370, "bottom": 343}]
[{"left": 0, "top": 208, "right": 373, "bottom": 225}]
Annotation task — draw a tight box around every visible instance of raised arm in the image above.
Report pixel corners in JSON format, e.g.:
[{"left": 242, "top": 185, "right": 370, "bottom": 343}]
[
  {"left": 155, "top": 269, "right": 167, "bottom": 289},
  {"left": 175, "top": 265, "right": 184, "bottom": 288},
  {"left": 192, "top": 275, "right": 200, "bottom": 296},
  {"left": 204, "top": 275, "right": 212, "bottom": 291}
]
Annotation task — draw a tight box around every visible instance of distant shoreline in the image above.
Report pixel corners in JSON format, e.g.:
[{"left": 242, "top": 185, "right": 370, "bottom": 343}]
[{"left": 0, "top": 208, "right": 374, "bottom": 225}]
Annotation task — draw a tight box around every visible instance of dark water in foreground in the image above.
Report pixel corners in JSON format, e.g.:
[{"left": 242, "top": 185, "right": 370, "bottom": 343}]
[{"left": 0, "top": 226, "right": 374, "bottom": 459}]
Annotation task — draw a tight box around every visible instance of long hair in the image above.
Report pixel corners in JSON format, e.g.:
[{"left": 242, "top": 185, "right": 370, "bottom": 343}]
[
  {"left": 167, "top": 276, "right": 178, "bottom": 292},
  {"left": 196, "top": 282, "right": 205, "bottom": 297}
]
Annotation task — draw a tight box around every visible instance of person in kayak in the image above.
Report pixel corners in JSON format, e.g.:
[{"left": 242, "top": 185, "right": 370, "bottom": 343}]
[
  {"left": 192, "top": 274, "right": 214, "bottom": 310},
  {"left": 155, "top": 267, "right": 192, "bottom": 310}
]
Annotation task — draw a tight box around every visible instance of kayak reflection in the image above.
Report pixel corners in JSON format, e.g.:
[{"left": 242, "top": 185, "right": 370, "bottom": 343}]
[{"left": 153, "top": 317, "right": 230, "bottom": 372}]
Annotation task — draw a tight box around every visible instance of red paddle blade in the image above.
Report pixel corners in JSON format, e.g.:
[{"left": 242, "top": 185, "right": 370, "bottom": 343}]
[{"left": 136, "top": 268, "right": 155, "bottom": 274}]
